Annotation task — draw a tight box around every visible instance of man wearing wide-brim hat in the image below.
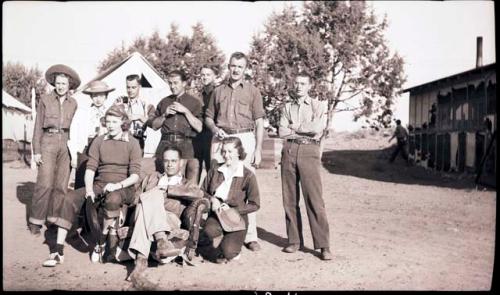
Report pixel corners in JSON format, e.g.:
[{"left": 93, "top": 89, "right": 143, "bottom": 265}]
[
  {"left": 68, "top": 80, "right": 115, "bottom": 190},
  {"left": 29, "top": 64, "right": 81, "bottom": 236}
]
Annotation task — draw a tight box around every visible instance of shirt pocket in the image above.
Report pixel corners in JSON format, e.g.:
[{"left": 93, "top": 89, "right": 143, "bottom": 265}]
[
  {"left": 237, "top": 100, "right": 252, "bottom": 121},
  {"left": 43, "top": 114, "right": 60, "bottom": 128}
]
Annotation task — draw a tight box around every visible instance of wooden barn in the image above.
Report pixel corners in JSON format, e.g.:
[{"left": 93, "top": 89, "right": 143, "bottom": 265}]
[{"left": 402, "top": 37, "right": 496, "bottom": 187}]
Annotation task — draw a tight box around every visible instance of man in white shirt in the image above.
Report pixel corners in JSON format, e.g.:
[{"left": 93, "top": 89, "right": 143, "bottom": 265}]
[
  {"left": 67, "top": 80, "right": 115, "bottom": 189},
  {"left": 127, "top": 146, "right": 208, "bottom": 281}
]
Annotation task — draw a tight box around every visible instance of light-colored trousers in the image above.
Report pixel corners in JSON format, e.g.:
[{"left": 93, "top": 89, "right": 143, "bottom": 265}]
[
  {"left": 128, "top": 188, "right": 181, "bottom": 259},
  {"left": 211, "top": 131, "right": 258, "bottom": 243}
]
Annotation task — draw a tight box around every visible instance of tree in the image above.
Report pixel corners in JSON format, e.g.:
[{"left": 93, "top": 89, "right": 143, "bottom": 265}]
[
  {"left": 2, "top": 62, "right": 48, "bottom": 107},
  {"left": 248, "top": 2, "right": 406, "bottom": 134},
  {"left": 98, "top": 23, "right": 225, "bottom": 95}
]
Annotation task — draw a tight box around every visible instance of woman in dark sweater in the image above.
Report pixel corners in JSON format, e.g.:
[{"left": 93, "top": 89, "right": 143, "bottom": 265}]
[
  {"left": 43, "top": 104, "right": 142, "bottom": 267},
  {"left": 201, "top": 136, "right": 260, "bottom": 263}
]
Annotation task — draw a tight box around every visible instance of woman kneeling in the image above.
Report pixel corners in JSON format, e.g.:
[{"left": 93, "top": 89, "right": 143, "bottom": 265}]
[{"left": 201, "top": 136, "right": 260, "bottom": 263}]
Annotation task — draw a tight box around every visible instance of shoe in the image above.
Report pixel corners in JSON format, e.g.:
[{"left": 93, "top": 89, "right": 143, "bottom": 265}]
[
  {"left": 42, "top": 252, "right": 64, "bottom": 267},
  {"left": 91, "top": 244, "right": 105, "bottom": 263},
  {"left": 244, "top": 241, "right": 261, "bottom": 252},
  {"left": 28, "top": 224, "right": 42, "bottom": 236},
  {"left": 320, "top": 247, "right": 332, "bottom": 261},
  {"left": 229, "top": 253, "right": 241, "bottom": 261},
  {"left": 156, "top": 238, "right": 180, "bottom": 258},
  {"left": 215, "top": 256, "right": 227, "bottom": 264},
  {"left": 283, "top": 244, "right": 300, "bottom": 253}
]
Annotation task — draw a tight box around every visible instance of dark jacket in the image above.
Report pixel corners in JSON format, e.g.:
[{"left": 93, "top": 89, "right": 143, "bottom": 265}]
[{"left": 201, "top": 163, "right": 260, "bottom": 215}]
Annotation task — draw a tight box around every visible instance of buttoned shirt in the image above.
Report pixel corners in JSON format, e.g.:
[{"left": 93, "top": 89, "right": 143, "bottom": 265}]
[
  {"left": 114, "top": 96, "right": 153, "bottom": 134},
  {"left": 153, "top": 92, "right": 202, "bottom": 138},
  {"left": 32, "top": 91, "right": 78, "bottom": 154},
  {"left": 206, "top": 80, "right": 265, "bottom": 130},
  {"left": 278, "top": 96, "right": 327, "bottom": 141}
]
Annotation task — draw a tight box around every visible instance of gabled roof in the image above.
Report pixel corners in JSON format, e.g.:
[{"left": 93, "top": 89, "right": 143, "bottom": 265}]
[
  {"left": 78, "top": 51, "right": 166, "bottom": 92},
  {"left": 2, "top": 90, "right": 32, "bottom": 113},
  {"left": 402, "top": 63, "right": 496, "bottom": 94}
]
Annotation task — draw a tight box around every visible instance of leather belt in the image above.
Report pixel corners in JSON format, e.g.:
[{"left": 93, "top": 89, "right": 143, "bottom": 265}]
[
  {"left": 287, "top": 138, "right": 320, "bottom": 145},
  {"left": 43, "top": 128, "right": 69, "bottom": 134},
  {"left": 222, "top": 127, "right": 254, "bottom": 134},
  {"left": 161, "top": 133, "right": 191, "bottom": 142}
]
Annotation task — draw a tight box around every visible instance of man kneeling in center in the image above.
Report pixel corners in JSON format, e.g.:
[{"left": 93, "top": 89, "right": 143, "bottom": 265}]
[{"left": 128, "top": 146, "right": 208, "bottom": 278}]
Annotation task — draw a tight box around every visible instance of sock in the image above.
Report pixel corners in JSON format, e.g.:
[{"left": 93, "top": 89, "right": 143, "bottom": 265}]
[
  {"left": 98, "top": 233, "right": 107, "bottom": 246},
  {"left": 49, "top": 243, "right": 57, "bottom": 254},
  {"left": 56, "top": 244, "right": 64, "bottom": 256}
]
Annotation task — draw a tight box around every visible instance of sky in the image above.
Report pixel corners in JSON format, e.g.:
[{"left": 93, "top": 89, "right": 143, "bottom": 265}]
[{"left": 2, "top": 1, "right": 496, "bottom": 131}]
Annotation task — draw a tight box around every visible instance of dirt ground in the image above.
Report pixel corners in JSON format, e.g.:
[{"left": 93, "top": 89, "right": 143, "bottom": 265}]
[{"left": 2, "top": 132, "right": 496, "bottom": 291}]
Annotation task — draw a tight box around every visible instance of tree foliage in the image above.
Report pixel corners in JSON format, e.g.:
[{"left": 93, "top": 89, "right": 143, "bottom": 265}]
[
  {"left": 98, "top": 23, "right": 225, "bottom": 95},
  {"left": 2, "top": 62, "right": 48, "bottom": 107},
  {"left": 248, "top": 1, "right": 406, "bottom": 133}
]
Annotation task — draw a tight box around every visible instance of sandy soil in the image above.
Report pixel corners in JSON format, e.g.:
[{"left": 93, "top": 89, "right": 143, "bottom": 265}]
[{"left": 2, "top": 132, "right": 496, "bottom": 291}]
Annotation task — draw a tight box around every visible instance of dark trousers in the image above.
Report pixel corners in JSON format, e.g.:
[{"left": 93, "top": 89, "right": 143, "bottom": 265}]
[
  {"left": 203, "top": 213, "right": 248, "bottom": 260},
  {"left": 281, "top": 141, "right": 330, "bottom": 249},
  {"left": 154, "top": 139, "right": 199, "bottom": 185},
  {"left": 30, "top": 133, "right": 71, "bottom": 226},
  {"left": 193, "top": 128, "right": 212, "bottom": 182},
  {"left": 389, "top": 140, "right": 409, "bottom": 162},
  {"left": 54, "top": 181, "right": 135, "bottom": 231}
]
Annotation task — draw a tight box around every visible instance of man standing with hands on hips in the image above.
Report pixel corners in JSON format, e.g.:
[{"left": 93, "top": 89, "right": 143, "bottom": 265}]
[
  {"left": 205, "top": 52, "right": 264, "bottom": 252},
  {"left": 278, "top": 71, "right": 332, "bottom": 261}
]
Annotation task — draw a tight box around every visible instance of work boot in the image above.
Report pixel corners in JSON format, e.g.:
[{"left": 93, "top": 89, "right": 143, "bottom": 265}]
[
  {"left": 282, "top": 244, "right": 300, "bottom": 253},
  {"left": 320, "top": 247, "right": 332, "bottom": 261},
  {"left": 28, "top": 223, "right": 42, "bottom": 236},
  {"left": 244, "top": 241, "right": 261, "bottom": 252},
  {"left": 156, "top": 238, "right": 179, "bottom": 258}
]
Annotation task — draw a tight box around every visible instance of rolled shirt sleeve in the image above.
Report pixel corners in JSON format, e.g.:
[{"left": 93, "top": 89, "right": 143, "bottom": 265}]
[{"left": 251, "top": 87, "right": 265, "bottom": 121}]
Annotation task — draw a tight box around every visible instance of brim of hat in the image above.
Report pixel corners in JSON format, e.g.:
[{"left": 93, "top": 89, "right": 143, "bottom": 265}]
[
  {"left": 82, "top": 87, "right": 115, "bottom": 94},
  {"left": 45, "top": 64, "right": 81, "bottom": 90}
]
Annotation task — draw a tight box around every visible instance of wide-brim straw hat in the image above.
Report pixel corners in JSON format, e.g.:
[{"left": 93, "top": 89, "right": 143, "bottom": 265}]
[
  {"left": 83, "top": 80, "right": 115, "bottom": 94},
  {"left": 45, "top": 64, "right": 81, "bottom": 90}
]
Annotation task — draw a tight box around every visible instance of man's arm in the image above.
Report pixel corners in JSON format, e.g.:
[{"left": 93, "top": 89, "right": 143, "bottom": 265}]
[
  {"left": 253, "top": 117, "right": 264, "bottom": 166},
  {"left": 278, "top": 104, "right": 295, "bottom": 138},
  {"left": 296, "top": 100, "right": 327, "bottom": 136},
  {"left": 168, "top": 183, "right": 204, "bottom": 201},
  {"left": 150, "top": 101, "right": 166, "bottom": 130}
]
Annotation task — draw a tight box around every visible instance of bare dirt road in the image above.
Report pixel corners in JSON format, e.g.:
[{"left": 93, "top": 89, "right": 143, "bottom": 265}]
[{"left": 2, "top": 133, "right": 496, "bottom": 291}]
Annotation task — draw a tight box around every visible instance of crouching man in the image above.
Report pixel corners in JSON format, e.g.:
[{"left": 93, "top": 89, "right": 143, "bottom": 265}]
[{"left": 127, "top": 146, "right": 209, "bottom": 280}]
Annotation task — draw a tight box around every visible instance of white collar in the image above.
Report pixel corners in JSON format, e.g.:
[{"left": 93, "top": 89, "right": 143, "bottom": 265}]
[
  {"left": 103, "top": 132, "right": 129, "bottom": 142},
  {"left": 217, "top": 161, "right": 244, "bottom": 178}
]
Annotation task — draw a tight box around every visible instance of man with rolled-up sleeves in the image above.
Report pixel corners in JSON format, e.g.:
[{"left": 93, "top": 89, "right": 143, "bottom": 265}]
[
  {"left": 205, "top": 52, "right": 265, "bottom": 252},
  {"left": 278, "top": 71, "right": 332, "bottom": 261}
]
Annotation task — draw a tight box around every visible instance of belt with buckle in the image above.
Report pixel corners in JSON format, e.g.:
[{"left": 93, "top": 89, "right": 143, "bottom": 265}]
[
  {"left": 161, "top": 133, "right": 190, "bottom": 142},
  {"left": 287, "top": 137, "right": 320, "bottom": 145},
  {"left": 43, "top": 128, "right": 69, "bottom": 134},
  {"left": 222, "top": 127, "right": 254, "bottom": 135}
]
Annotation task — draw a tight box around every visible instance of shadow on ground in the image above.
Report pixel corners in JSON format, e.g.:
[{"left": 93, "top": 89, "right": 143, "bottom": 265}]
[
  {"left": 16, "top": 181, "right": 35, "bottom": 226},
  {"left": 322, "top": 147, "right": 482, "bottom": 190}
]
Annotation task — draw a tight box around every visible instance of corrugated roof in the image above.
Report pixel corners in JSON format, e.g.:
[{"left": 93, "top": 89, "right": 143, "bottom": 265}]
[{"left": 402, "top": 63, "right": 496, "bottom": 93}]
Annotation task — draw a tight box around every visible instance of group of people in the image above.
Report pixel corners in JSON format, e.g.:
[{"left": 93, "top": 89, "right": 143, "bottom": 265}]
[{"left": 28, "top": 51, "right": 333, "bottom": 283}]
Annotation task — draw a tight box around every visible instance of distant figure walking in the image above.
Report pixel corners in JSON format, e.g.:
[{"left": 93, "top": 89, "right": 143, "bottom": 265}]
[{"left": 388, "top": 119, "right": 409, "bottom": 164}]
